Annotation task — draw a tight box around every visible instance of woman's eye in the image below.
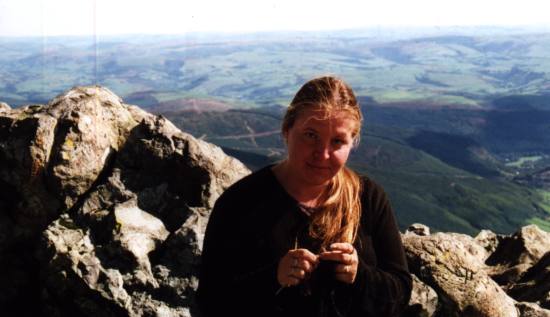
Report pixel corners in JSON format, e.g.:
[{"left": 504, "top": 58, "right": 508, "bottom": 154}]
[{"left": 304, "top": 132, "right": 317, "bottom": 139}]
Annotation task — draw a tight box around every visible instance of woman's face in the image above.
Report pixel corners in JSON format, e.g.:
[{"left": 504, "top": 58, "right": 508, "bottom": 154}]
[{"left": 284, "top": 108, "right": 357, "bottom": 187}]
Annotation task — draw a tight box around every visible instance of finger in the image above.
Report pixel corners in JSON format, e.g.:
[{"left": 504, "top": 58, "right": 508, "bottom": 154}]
[
  {"left": 285, "top": 275, "right": 301, "bottom": 286},
  {"left": 295, "top": 259, "right": 313, "bottom": 273},
  {"left": 318, "top": 250, "right": 341, "bottom": 261},
  {"left": 334, "top": 265, "right": 357, "bottom": 284},
  {"left": 279, "top": 259, "right": 302, "bottom": 286},
  {"left": 290, "top": 248, "right": 319, "bottom": 264},
  {"left": 334, "top": 264, "right": 351, "bottom": 274},
  {"left": 288, "top": 267, "right": 306, "bottom": 279},
  {"left": 329, "top": 243, "right": 355, "bottom": 254},
  {"left": 319, "top": 251, "right": 353, "bottom": 264}
]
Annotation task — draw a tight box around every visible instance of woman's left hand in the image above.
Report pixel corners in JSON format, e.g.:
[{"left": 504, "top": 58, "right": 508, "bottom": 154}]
[{"left": 319, "top": 242, "right": 358, "bottom": 284}]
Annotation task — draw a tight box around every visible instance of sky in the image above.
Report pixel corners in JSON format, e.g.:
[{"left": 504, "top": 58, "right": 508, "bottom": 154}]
[{"left": 1, "top": 0, "right": 550, "bottom": 37}]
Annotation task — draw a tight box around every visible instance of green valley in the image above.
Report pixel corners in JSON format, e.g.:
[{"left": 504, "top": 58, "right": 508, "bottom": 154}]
[{"left": 2, "top": 27, "right": 550, "bottom": 234}]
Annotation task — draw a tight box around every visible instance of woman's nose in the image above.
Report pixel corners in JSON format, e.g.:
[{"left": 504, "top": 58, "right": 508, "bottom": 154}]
[{"left": 313, "top": 142, "right": 331, "bottom": 160}]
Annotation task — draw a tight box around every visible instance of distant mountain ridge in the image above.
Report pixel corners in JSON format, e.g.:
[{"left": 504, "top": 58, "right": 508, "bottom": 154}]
[{"left": 3, "top": 28, "right": 550, "bottom": 108}]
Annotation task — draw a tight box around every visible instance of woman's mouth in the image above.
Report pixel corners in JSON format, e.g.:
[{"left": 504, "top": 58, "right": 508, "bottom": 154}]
[{"left": 306, "top": 162, "right": 330, "bottom": 170}]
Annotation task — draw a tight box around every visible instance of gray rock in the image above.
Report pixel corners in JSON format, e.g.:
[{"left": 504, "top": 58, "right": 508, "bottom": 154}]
[
  {"left": 406, "top": 223, "right": 431, "bottom": 236},
  {"left": 516, "top": 301, "right": 550, "bottom": 317},
  {"left": 405, "top": 274, "right": 439, "bottom": 317},
  {"left": 403, "top": 231, "right": 518, "bottom": 316},
  {"left": 0, "top": 109, "right": 60, "bottom": 238},
  {"left": 475, "top": 229, "right": 501, "bottom": 255},
  {"left": 447, "top": 232, "right": 491, "bottom": 263},
  {"left": 110, "top": 199, "right": 170, "bottom": 288},
  {"left": 115, "top": 113, "right": 248, "bottom": 209},
  {"left": 1, "top": 86, "right": 250, "bottom": 315},
  {"left": 0, "top": 102, "right": 10, "bottom": 112},
  {"left": 507, "top": 252, "right": 550, "bottom": 308},
  {"left": 486, "top": 225, "right": 550, "bottom": 286},
  {"left": 39, "top": 214, "right": 132, "bottom": 314},
  {"left": 45, "top": 86, "right": 139, "bottom": 210}
]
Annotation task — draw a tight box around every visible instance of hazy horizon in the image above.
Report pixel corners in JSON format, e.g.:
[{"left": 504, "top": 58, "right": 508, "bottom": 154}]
[
  {"left": 2, "top": 25, "right": 550, "bottom": 42},
  {"left": 1, "top": 0, "right": 550, "bottom": 37}
]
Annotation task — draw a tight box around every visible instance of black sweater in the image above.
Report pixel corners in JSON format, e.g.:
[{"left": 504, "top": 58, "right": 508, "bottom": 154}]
[{"left": 198, "top": 165, "right": 412, "bottom": 317}]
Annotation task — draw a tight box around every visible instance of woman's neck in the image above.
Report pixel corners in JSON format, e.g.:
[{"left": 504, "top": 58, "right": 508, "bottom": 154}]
[{"left": 272, "top": 161, "right": 326, "bottom": 207}]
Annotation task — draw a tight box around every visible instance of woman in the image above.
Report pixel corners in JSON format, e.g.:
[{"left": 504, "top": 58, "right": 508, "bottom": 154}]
[{"left": 197, "top": 76, "right": 412, "bottom": 317}]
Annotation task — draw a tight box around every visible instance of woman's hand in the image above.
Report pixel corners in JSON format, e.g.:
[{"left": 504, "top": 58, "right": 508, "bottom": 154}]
[
  {"left": 319, "top": 242, "right": 358, "bottom": 284},
  {"left": 277, "top": 249, "right": 318, "bottom": 287}
]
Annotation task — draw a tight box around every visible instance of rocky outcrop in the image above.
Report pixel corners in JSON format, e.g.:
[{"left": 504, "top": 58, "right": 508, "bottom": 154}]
[
  {"left": 515, "top": 302, "right": 550, "bottom": 317},
  {"left": 2, "top": 86, "right": 550, "bottom": 316},
  {"left": 403, "top": 229, "right": 517, "bottom": 316},
  {"left": 486, "top": 225, "right": 550, "bottom": 286},
  {"left": 404, "top": 224, "right": 550, "bottom": 316},
  {"left": 0, "top": 86, "right": 249, "bottom": 316},
  {"left": 507, "top": 252, "right": 550, "bottom": 309},
  {"left": 0, "top": 102, "right": 9, "bottom": 112},
  {"left": 404, "top": 274, "right": 439, "bottom": 316}
]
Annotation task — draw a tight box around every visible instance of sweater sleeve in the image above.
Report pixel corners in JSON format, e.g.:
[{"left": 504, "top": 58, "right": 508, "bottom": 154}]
[
  {"left": 197, "top": 187, "right": 281, "bottom": 317},
  {"left": 350, "top": 179, "right": 412, "bottom": 316}
]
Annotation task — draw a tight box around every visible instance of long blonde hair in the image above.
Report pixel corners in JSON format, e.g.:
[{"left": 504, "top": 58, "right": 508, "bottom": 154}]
[{"left": 282, "top": 76, "right": 363, "bottom": 248}]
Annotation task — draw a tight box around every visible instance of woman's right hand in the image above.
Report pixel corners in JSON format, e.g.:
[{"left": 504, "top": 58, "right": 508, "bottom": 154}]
[{"left": 277, "top": 249, "right": 319, "bottom": 287}]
